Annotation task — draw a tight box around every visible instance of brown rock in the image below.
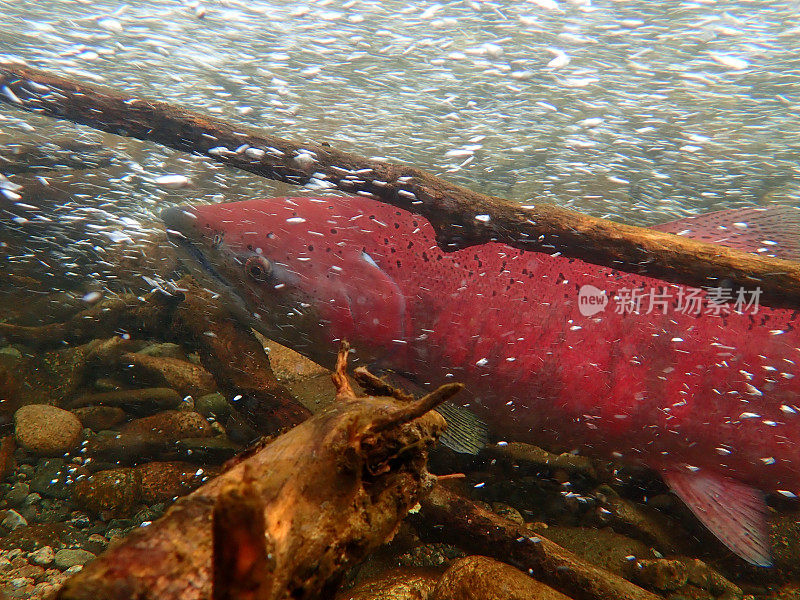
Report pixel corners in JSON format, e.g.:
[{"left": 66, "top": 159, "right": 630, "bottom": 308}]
[
  {"left": 14, "top": 404, "right": 82, "bottom": 456},
  {"left": 0, "top": 523, "right": 88, "bottom": 552},
  {"left": 627, "top": 558, "right": 688, "bottom": 592},
  {"left": 335, "top": 567, "right": 439, "bottom": 600},
  {"left": 121, "top": 410, "right": 212, "bottom": 438},
  {"left": 483, "top": 442, "right": 598, "bottom": 480},
  {"left": 118, "top": 352, "right": 216, "bottom": 398},
  {"left": 770, "top": 508, "right": 800, "bottom": 578},
  {"left": 593, "top": 485, "right": 692, "bottom": 555},
  {"left": 70, "top": 388, "right": 182, "bottom": 411},
  {"left": 431, "top": 556, "right": 573, "bottom": 600},
  {"left": 491, "top": 502, "right": 524, "bottom": 525},
  {"left": 683, "top": 558, "right": 742, "bottom": 599},
  {"left": 71, "top": 406, "right": 126, "bottom": 431},
  {"left": 11, "top": 342, "right": 96, "bottom": 409},
  {"left": 72, "top": 467, "right": 142, "bottom": 518},
  {"left": 135, "top": 461, "right": 210, "bottom": 503},
  {"left": 136, "top": 343, "right": 186, "bottom": 360},
  {"left": 254, "top": 335, "right": 330, "bottom": 382},
  {"left": 531, "top": 525, "right": 653, "bottom": 577}
]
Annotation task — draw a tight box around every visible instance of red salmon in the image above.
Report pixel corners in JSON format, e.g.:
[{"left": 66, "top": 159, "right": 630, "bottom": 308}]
[{"left": 163, "top": 196, "right": 800, "bottom": 566}]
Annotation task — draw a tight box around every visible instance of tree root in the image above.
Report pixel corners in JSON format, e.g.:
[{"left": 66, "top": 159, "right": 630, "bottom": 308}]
[{"left": 410, "top": 483, "right": 662, "bottom": 600}]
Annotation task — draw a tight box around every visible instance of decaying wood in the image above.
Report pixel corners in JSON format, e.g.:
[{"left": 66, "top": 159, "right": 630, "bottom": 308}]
[
  {"left": 57, "top": 346, "right": 450, "bottom": 600},
  {"left": 0, "top": 62, "right": 799, "bottom": 307},
  {"left": 172, "top": 282, "right": 310, "bottom": 435},
  {"left": 212, "top": 471, "right": 273, "bottom": 600},
  {"left": 410, "top": 483, "right": 661, "bottom": 600},
  {"left": 352, "top": 366, "right": 415, "bottom": 403},
  {"left": 0, "top": 277, "right": 309, "bottom": 434}
]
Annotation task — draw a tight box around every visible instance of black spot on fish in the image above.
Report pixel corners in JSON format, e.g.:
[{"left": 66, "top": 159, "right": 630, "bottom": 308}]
[
  {"left": 308, "top": 245, "right": 314, "bottom": 251},
  {"left": 407, "top": 241, "right": 414, "bottom": 249},
  {"left": 394, "top": 223, "right": 400, "bottom": 229},
  {"left": 331, "top": 228, "right": 338, "bottom": 234}
]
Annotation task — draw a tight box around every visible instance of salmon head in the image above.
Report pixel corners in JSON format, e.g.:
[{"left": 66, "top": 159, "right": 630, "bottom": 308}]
[{"left": 161, "top": 196, "right": 409, "bottom": 368}]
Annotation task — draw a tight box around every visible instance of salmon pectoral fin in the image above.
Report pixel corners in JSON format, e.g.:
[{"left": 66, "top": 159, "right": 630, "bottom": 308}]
[
  {"left": 435, "top": 400, "right": 490, "bottom": 455},
  {"left": 662, "top": 468, "right": 771, "bottom": 567},
  {"left": 366, "top": 368, "right": 489, "bottom": 455}
]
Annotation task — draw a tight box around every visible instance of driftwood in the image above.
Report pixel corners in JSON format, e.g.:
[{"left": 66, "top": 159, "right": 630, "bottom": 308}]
[
  {"left": 410, "top": 484, "right": 661, "bottom": 600},
  {"left": 57, "top": 345, "right": 457, "bottom": 600},
  {"left": 0, "top": 63, "right": 799, "bottom": 307},
  {"left": 0, "top": 277, "right": 309, "bottom": 435},
  {"left": 212, "top": 472, "right": 273, "bottom": 600}
]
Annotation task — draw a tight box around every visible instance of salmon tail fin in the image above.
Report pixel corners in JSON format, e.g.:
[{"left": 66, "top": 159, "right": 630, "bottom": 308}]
[
  {"left": 652, "top": 205, "right": 800, "bottom": 260},
  {"left": 435, "top": 401, "right": 489, "bottom": 455},
  {"left": 662, "top": 468, "right": 772, "bottom": 567}
]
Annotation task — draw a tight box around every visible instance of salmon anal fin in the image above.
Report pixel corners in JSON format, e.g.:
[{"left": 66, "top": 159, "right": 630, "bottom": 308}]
[{"left": 662, "top": 468, "right": 771, "bottom": 567}]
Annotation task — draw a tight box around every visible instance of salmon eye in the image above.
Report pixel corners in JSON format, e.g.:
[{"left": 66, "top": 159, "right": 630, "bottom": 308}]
[{"left": 245, "top": 256, "right": 273, "bottom": 282}]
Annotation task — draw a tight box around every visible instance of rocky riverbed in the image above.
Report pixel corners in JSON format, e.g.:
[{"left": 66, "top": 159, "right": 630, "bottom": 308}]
[{"left": 0, "top": 312, "right": 799, "bottom": 599}]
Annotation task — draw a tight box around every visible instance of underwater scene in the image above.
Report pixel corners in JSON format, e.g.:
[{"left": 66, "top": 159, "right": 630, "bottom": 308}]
[{"left": 1, "top": 0, "right": 800, "bottom": 598}]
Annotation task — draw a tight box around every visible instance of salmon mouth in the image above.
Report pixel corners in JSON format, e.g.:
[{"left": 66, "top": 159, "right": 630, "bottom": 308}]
[{"left": 162, "top": 206, "right": 241, "bottom": 295}]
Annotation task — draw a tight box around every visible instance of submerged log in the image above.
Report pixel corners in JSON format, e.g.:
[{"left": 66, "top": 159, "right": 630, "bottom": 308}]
[
  {"left": 411, "top": 484, "right": 660, "bottom": 600},
  {"left": 57, "top": 346, "right": 457, "bottom": 600},
  {"left": 0, "top": 62, "right": 799, "bottom": 307},
  {"left": 212, "top": 472, "right": 273, "bottom": 600}
]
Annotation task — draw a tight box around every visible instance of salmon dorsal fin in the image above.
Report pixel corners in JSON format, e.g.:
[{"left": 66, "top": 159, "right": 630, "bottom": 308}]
[
  {"left": 662, "top": 469, "right": 771, "bottom": 567},
  {"left": 652, "top": 206, "right": 800, "bottom": 260}
]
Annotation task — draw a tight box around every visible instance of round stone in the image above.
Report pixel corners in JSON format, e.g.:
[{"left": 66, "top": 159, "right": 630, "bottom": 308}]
[
  {"left": 1, "top": 509, "right": 27, "bottom": 531},
  {"left": 14, "top": 405, "right": 82, "bottom": 456},
  {"left": 28, "top": 545, "right": 54, "bottom": 566},
  {"left": 6, "top": 483, "right": 29, "bottom": 508},
  {"left": 54, "top": 548, "right": 95, "bottom": 570}
]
